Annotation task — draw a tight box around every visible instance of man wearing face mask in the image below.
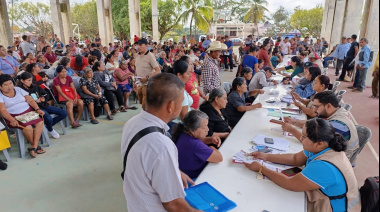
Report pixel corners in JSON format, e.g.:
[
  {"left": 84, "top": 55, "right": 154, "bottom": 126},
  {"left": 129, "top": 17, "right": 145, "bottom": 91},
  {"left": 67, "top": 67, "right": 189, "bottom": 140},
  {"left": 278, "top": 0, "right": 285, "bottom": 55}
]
[{"left": 281, "top": 91, "right": 359, "bottom": 165}]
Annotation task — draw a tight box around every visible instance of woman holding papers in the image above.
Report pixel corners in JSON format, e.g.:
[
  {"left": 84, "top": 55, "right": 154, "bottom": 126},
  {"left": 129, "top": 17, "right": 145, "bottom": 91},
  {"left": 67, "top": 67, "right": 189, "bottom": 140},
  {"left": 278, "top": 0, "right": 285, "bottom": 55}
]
[
  {"left": 223, "top": 77, "right": 262, "bottom": 128},
  {"left": 244, "top": 118, "right": 361, "bottom": 212},
  {"left": 172, "top": 110, "right": 223, "bottom": 179},
  {"left": 293, "top": 66, "right": 321, "bottom": 99},
  {"left": 292, "top": 75, "right": 333, "bottom": 119}
]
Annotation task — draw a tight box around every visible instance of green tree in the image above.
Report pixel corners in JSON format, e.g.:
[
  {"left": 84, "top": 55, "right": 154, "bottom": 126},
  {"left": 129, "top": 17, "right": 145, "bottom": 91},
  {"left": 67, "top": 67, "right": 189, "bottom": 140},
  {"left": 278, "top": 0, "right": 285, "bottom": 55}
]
[
  {"left": 290, "top": 5, "right": 323, "bottom": 37},
  {"left": 272, "top": 6, "right": 291, "bottom": 33},
  {"left": 9, "top": 2, "right": 53, "bottom": 37},
  {"left": 243, "top": 0, "right": 269, "bottom": 36},
  {"left": 179, "top": 0, "right": 214, "bottom": 36},
  {"left": 111, "top": 0, "right": 130, "bottom": 39},
  {"left": 71, "top": 0, "right": 99, "bottom": 39},
  {"left": 157, "top": 0, "right": 181, "bottom": 40}
]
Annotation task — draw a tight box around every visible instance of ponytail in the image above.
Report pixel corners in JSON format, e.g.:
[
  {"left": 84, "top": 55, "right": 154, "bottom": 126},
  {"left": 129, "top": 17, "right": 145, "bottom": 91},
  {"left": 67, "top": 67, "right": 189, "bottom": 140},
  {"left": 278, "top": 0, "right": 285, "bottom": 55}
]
[{"left": 328, "top": 133, "right": 347, "bottom": 152}]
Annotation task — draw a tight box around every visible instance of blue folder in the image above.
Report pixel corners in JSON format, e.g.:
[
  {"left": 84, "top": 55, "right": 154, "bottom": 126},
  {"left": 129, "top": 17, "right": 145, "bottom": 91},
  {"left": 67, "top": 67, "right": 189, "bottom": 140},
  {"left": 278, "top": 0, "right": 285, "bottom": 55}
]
[{"left": 185, "top": 182, "right": 237, "bottom": 212}]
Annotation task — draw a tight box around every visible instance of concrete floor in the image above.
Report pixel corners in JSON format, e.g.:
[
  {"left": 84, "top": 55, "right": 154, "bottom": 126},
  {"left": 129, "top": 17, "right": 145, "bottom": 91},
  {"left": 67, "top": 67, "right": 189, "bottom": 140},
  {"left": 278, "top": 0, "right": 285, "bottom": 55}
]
[{"left": 0, "top": 57, "right": 378, "bottom": 212}]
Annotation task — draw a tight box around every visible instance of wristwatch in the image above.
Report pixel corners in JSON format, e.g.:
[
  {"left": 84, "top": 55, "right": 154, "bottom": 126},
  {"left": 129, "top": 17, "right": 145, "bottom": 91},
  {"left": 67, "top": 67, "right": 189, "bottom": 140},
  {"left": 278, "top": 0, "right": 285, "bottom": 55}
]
[{"left": 35, "top": 108, "right": 41, "bottom": 112}]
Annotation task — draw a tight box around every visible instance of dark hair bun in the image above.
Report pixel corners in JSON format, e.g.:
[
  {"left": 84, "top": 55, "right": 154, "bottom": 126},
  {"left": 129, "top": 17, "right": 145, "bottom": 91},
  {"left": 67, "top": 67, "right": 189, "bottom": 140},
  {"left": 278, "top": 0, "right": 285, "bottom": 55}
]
[{"left": 329, "top": 133, "right": 347, "bottom": 152}]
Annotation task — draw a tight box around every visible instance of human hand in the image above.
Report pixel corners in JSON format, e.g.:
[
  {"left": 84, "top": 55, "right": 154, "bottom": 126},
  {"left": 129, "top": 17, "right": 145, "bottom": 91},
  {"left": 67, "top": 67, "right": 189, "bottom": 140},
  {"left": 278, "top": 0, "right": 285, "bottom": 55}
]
[
  {"left": 247, "top": 151, "right": 268, "bottom": 161},
  {"left": 254, "top": 103, "right": 262, "bottom": 109},
  {"left": 74, "top": 98, "right": 78, "bottom": 104},
  {"left": 203, "top": 96, "right": 209, "bottom": 101},
  {"left": 259, "top": 90, "right": 265, "bottom": 94},
  {"left": 210, "top": 136, "right": 221, "bottom": 148},
  {"left": 273, "top": 81, "right": 278, "bottom": 86},
  {"left": 282, "top": 122, "right": 294, "bottom": 132},
  {"left": 360, "top": 65, "right": 364, "bottom": 71},
  {"left": 140, "top": 77, "right": 148, "bottom": 83},
  {"left": 37, "top": 109, "right": 45, "bottom": 116},
  {"left": 283, "top": 117, "right": 294, "bottom": 124},
  {"left": 43, "top": 77, "right": 48, "bottom": 82},
  {"left": 243, "top": 161, "right": 262, "bottom": 172},
  {"left": 180, "top": 171, "right": 195, "bottom": 189},
  {"left": 112, "top": 81, "right": 117, "bottom": 87},
  {"left": 10, "top": 119, "right": 19, "bottom": 128}
]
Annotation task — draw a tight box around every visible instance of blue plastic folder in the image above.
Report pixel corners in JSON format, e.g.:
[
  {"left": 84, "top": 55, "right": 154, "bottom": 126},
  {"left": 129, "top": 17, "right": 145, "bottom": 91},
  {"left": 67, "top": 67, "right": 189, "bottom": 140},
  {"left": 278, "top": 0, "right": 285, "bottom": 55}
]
[{"left": 185, "top": 182, "right": 237, "bottom": 212}]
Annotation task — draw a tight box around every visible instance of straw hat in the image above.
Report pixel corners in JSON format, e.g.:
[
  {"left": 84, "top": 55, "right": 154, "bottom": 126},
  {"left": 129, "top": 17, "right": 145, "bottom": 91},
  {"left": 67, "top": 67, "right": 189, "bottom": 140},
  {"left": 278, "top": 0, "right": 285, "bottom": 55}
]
[{"left": 207, "top": 41, "right": 228, "bottom": 52}]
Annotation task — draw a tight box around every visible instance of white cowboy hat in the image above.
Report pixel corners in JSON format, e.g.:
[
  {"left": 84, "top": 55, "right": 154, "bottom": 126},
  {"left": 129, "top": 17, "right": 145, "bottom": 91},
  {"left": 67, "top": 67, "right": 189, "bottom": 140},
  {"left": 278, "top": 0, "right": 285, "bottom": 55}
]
[{"left": 207, "top": 41, "right": 228, "bottom": 52}]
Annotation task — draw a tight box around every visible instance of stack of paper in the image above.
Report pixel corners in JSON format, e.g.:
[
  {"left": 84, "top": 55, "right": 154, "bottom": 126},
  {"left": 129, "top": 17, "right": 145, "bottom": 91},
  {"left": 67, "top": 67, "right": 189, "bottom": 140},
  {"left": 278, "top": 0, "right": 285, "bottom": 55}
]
[
  {"left": 232, "top": 150, "right": 260, "bottom": 164},
  {"left": 281, "top": 95, "right": 294, "bottom": 104},
  {"left": 252, "top": 134, "right": 290, "bottom": 152}
]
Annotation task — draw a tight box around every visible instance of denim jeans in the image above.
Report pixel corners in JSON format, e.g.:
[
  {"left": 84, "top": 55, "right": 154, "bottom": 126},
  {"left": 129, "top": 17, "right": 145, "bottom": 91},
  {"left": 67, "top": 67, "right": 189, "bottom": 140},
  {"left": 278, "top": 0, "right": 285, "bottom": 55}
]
[
  {"left": 323, "top": 57, "right": 334, "bottom": 68},
  {"left": 357, "top": 68, "right": 368, "bottom": 91},
  {"left": 336, "top": 59, "right": 344, "bottom": 75},
  {"left": 41, "top": 106, "right": 68, "bottom": 132}
]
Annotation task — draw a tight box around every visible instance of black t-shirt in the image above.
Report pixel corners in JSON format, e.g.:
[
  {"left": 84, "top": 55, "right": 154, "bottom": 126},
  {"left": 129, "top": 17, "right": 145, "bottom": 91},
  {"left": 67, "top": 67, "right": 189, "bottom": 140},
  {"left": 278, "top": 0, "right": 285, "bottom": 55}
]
[
  {"left": 90, "top": 49, "right": 102, "bottom": 61},
  {"left": 346, "top": 41, "right": 359, "bottom": 59},
  {"left": 199, "top": 102, "right": 230, "bottom": 137}
]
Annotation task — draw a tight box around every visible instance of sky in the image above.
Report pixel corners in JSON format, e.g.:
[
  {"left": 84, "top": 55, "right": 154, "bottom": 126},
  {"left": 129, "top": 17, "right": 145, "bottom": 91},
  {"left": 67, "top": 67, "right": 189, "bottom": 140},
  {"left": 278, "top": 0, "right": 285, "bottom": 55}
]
[{"left": 21, "top": 0, "right": 325, "bottom": 14}]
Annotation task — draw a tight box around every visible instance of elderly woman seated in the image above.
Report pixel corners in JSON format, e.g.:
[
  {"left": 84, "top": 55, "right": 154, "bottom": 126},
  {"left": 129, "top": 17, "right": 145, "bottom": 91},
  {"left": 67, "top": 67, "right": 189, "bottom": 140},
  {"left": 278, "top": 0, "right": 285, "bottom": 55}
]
[
  {"left": 172, "top": 110, "right": 223, "bottom": 179},
  {"left": 113, "top": 60, "right": 138, "bottom": 110},
  {"left": 223, "top": 77, "right": 262, "bottom": 128},
  {"left": 53, "top": 65, "right": 84, "bottom": 128},
  {"left": 199, "top": 88, "right": 230, "bottom": 141},
  {"left": 79, "top": 68, "right": 113, "bottom": 124},
  {"left": 0, "top": 74, "right": 46, "bottom": 158},
  {"left": 244, "top": 118, "right": 361, "bottom": 212}
]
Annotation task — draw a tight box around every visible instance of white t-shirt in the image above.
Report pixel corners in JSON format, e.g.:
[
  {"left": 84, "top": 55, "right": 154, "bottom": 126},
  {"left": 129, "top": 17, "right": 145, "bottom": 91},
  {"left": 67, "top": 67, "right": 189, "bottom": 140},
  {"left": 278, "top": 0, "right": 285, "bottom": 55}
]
[
  {"left": 20, "top": 41, "right": 35, "bottom": 56},
  {"left": 106, "top": 62, "right": 115, "bottom": 74},
  {"left": 0, "top": 87, "right": 30, "bottom": 114},
  {"left": 280, "top": 42, "right": 291, "bottom": 55},
  {"left": 121, "top": 110, "right": 185, "bottom": 212},
  {"left": 183, "top": 90, "right": 193, "bottom": 112}
]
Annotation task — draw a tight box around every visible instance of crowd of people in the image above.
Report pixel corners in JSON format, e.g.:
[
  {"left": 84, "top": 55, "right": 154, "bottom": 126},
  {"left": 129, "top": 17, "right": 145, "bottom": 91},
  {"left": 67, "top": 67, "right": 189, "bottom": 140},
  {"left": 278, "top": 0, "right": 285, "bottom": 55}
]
[{"left": 0, "top": 31, "right": 378, "bottom": 212}]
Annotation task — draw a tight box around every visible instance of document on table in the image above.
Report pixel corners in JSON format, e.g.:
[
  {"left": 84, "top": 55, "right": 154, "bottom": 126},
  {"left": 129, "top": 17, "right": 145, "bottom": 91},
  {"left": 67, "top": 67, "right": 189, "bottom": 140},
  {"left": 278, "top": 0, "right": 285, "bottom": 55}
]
[
  {"left": 256, "top": 162, "right": 292, "bottom": 181},
  {"left": 252, "top": 134, "right": 290, "bottom": 151}
]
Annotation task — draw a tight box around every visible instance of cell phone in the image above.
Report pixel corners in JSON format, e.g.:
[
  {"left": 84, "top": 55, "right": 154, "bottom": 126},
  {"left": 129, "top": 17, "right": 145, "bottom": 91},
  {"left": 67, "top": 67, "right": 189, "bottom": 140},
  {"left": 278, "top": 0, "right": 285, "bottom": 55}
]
[
  {"left": 266, "top": 99, "right": 276, "bottom": 103},
  {"left": 258, "top": 148, "right": 272, "bottom": 153},
  {"left": 264, "top": 137, "right": 274, "bottom": 145},
  {"left": 281, "top": 167, "right": 303, "bottom": 177}
]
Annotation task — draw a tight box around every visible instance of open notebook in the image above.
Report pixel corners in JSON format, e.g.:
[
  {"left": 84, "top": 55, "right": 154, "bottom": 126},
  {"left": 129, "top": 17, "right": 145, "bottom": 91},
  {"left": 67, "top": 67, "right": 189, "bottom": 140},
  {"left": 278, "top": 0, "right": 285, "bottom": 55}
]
[{"left": 185, "top": 182, "right": 237, "bottom": 212}]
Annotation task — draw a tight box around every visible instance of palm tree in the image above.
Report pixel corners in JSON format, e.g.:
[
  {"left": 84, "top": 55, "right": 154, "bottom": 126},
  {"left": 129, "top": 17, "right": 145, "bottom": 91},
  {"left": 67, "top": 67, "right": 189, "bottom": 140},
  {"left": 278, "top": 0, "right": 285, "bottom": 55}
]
[
  {"left": 243, "top": 0, "right": 269, "bottom": 37},
  {"left": 179, "top": 0, "right": 214, "bottom": 36}
]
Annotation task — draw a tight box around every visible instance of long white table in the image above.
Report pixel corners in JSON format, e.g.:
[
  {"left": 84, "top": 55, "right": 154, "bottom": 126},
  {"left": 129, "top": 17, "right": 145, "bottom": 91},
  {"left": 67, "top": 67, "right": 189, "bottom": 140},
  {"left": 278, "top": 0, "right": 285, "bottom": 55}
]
[{"left": 196, "top": 84, "right": 307, "bottom": 212}]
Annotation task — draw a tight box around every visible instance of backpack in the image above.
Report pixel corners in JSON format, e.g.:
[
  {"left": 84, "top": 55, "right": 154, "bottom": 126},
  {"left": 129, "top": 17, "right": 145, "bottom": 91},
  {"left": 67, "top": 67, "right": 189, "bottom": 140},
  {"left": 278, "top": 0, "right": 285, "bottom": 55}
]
[{"left": 360, "top": 176, "right": 379, "bottom": 212}]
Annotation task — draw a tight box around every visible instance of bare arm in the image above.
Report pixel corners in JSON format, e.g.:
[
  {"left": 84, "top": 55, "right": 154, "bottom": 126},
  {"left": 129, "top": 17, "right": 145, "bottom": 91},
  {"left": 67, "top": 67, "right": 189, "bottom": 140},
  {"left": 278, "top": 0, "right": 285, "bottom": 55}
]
[
  {"left": 207, "top": 147, "right": 223, "bottom": 163},
  {"left": 25, "top": 95, "right": 41, "bottom": 110},
  {"left": 114, "top": 69, "right": 129, "bottom": 82},
  {"left": 163, "top": 198, "right": 201, "bottom": 212},
  {"left": 0, "top": 103, "right": 17, "bottom": 124},
  {"left": 236, "top": 103, "right": 262, "bottom": 112},
  {"left": 249, "top": 151, "right": 307, "bottom": 167}
]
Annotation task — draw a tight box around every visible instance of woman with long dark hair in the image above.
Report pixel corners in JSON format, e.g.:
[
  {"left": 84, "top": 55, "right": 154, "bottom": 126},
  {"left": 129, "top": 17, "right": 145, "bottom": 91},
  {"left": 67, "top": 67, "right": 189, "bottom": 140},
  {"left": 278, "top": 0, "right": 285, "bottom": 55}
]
[
  {"left": 293, "top": 66, "right": 322, "bottom": 99},
  {"left": 244, "top": 118, "right": 361, "bottom": 212},
  {"left": 275, "top": 56, "right": 304, "bottom": 79}
]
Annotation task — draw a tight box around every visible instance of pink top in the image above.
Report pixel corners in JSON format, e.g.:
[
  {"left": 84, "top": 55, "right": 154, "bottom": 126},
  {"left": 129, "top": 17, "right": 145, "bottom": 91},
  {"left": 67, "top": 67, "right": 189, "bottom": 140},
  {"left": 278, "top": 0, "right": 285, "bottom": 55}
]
[{"left": 113, "top": 68, "right": 131, "bottom": 85}]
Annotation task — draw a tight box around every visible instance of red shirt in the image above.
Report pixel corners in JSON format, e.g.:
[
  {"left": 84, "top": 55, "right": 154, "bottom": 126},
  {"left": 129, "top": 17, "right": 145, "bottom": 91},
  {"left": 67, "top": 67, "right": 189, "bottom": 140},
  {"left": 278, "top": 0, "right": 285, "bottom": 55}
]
[
  {"left": 70, "top": 57, "right": 89, "bottom": 71},
  {"left": 185, "top": 72, "right": 200, "bottom": 109},
  {"left": 44, "top": 52, "right": 57, "bottom": 64},
  {"left": 52, "top": 76, "right": 73, "bottom": 97},
  {"left": 257, "top": 49, "right": 270, "bottom": 66}
]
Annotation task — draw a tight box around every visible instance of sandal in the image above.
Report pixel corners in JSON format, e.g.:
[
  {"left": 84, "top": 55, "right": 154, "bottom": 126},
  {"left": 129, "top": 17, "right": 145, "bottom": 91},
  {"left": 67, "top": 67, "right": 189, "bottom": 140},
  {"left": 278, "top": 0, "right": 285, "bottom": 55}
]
[
  {"left": 36, "top": 146, "right": 46, "bottom": 154},
  {"left": 126, "top": 106, "right": 138, "bottom": 110},
  {"left": 120, "top": 107, "right": 128, "bottom": 112},
  {"left": 111, "top": 109, "right": 119, "bottom": 115},
  {"left": 90, "top": 119, "right": 99, "bottom": 124},
  {"left": 71, "top": 123, "right": 82, "bottom": 128},
  {"left": 107, "top": 116, "right": 114, "bottom": 120},
  {"left": 28, "top": 147, "right": 37, "bottom": 158}
]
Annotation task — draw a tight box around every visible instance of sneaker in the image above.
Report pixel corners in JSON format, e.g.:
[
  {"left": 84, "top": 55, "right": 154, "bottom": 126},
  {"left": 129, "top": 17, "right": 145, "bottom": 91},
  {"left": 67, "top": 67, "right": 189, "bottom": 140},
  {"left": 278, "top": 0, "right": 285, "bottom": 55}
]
[
  {"left": 352, "top": 89, "right": 364, "bottom": 93},
  {"left": 50, "top": 129, "right": 60, "bottom": 139},
  {"left": 347, "top": 86, "right": 355, "bottom": 89},
  {"left": 0, "top": 160, "right": 7, "bottom": 170}
]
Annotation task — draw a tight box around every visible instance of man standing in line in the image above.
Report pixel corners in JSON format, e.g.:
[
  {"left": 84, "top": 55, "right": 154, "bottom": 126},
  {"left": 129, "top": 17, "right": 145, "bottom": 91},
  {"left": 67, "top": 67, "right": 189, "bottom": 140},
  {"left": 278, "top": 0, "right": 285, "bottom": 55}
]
[
  {"left": 352, "top": 38, "right": 372, "bottom": 93},
  {"left": 333, "top": 36, "right": 350, "bottom": 76},
  {"left": 337, "top": 34, "right": 359, "bottom": 81},
  {"left": 223, "top": 35, "right": 234, "bottom": 72},
  {"left": 202, "top": 35, "right": 212, "bottom": 51},
  {"left": 135, "top": 38, "right": 161, "bottom": 109},
  {"left": 121, "top": 73, "right": 201, "bottom": 212},
  {"left": 280, "top": 37, "right": 291, "bottom": 56}
]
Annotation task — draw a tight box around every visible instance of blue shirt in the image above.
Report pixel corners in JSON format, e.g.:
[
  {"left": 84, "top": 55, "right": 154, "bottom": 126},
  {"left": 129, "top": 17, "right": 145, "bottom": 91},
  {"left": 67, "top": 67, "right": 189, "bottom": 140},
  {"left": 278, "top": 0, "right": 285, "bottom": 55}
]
[
  {"left": 202, "top": 40, "right": 212, "bottom": 50},
  {"left": 333, "top": 43, "right": 350, "bottom": 60},
  {"left": 0, "top": 55, "right": 20, "bottom": 75},
  {"left": 302, "top": 148, "right": 347, "bottom": 212},
  {"left": 270, "top": 56, "right": 279, "bottom": 68},
  {"left": 294, "top": 82, "right": 315, "bottom": 99},
  {"left": 225, "top": 40, "right": 233, "bottom": 54},
  {"left": 329, "top": 120, "right": 351, "bottom": 141},
  {"left": 242, "top": 55, "right": 258, "bottom": 75},
  {"left": 359, "top": 44, "right": 372, "bottom": 69}
]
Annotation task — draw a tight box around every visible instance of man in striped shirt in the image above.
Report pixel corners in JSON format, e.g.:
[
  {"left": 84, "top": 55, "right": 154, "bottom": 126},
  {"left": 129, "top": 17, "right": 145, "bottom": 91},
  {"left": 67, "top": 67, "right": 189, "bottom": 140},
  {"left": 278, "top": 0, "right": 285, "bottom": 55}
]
[{"left": 201, "top": 41, "right": 227, "bottom": 95}]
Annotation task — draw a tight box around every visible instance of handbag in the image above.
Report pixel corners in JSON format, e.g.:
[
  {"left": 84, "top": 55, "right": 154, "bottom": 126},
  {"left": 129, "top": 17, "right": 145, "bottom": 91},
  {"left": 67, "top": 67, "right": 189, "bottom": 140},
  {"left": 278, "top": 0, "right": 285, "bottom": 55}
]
[
  {"left": 14, "top": 111, "right": 40, "bottom": 124},
  {"left": 58, "top": 87, "right": 81, "bottom": 102},
  {"left": 0, "top": 130, "right": 11, "bottom": 150}
]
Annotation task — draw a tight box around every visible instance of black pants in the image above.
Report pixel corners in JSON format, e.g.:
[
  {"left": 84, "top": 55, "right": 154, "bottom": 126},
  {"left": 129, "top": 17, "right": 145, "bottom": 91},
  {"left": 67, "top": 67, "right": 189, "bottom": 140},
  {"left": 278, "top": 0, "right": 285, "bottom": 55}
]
[
  {"left": 339, "top": 57, "right": 354, "bottom": 80},
  {"left": 335, "top": 59, "right": 344, "bottom": 75},
  {"left": 223, "top": 54, "right": 234, "bottom": 70},
  {"left": 104, "top": 88, "right": 124, "bottom": 111}
]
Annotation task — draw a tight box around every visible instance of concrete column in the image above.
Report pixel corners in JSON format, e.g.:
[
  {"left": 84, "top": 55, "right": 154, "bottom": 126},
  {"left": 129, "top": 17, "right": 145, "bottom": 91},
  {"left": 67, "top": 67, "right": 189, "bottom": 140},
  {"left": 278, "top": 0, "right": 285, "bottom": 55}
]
[
  {"left": 342, "top": 0, "right": 364, "bottom": 36},
  {"left": 321, "top": 0, "right": 330, "bottom": 38},
  {"left": 324, "top": 0, "right": 337, "bottom": 52},
  {"left": 330, "top": 0, "right": 347, "bottom": 46},
  {"left": 364, "top": 0, "right": 379, "bottom": 86},
  {"left": 129, "top": 0, "right": 141, "bottom": 43},
  {"left": 151, "top": 0, "right": 159, "bottom": 42},
  {"left": 97, "top": 0, "right": 114, "bottom": 46},
  {"left": 0, "top": 0, "right": 12, "bottom": 47},
  {"left": 50, "top": 0, "right": 73, "bottom": 44}
]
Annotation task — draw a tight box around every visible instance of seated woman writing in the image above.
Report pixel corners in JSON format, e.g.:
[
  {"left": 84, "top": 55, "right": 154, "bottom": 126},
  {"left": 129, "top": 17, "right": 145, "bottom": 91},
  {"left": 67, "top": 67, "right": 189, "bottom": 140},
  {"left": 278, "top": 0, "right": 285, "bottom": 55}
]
[
  {"left": 292, "top": 75, "right": 333, "bottom": 119},
  {"left": 244, "top": 118, "right": 361, "bottom": 212},
  {"left": 223, "top": 77, "right": 262, "bottom": 128},
  {"left": 0, "top": 74, "right": 46, "bottom": 158},
  {"left": 293, "top": 66, "right": 321, "bottom": 99},
  {"left": 172, "top": 110, "right": 223, "bottom": 179},
  {"left": 79, "top": 68, "right": 113, "bottom": 124},
  {"left": 18, "top": 72, "right": 67, "bottom": 139},
  {"left": 275, "top": 56, "right": 304, "bottom": 79},
  {"left": 199, "top": 88, "right": 230, "bottom": 141},
  {"left": 53, "top": 65, "right": 84, "bottom": 128}
]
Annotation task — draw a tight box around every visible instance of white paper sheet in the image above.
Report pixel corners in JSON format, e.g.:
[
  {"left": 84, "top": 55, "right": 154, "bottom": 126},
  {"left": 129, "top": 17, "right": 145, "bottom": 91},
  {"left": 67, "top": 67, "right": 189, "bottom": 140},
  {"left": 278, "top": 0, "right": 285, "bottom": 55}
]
[{"left": 252, "top": 134, "right": 290, "bottom": 151}]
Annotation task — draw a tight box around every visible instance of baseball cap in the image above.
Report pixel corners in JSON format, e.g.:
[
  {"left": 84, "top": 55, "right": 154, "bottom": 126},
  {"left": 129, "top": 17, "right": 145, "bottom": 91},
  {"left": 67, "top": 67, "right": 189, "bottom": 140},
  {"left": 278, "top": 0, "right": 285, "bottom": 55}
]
[
  {"left": 7, "top": 46, "right": 13, "bottom": 49},
  {"left": 304, "top": 62, "right": 318, "bottom": 68},
  {"left": 308, "top": 52, "right": 320, "bottom": 60},
  {"left": 137, "top": 38, "right": 148, "bottom": 45},
  {"left": 65, "top": 45, "right": 71, "bottom": 48},
  {"left": 264, "top": 67, "right": 276, "bottom": 75}
]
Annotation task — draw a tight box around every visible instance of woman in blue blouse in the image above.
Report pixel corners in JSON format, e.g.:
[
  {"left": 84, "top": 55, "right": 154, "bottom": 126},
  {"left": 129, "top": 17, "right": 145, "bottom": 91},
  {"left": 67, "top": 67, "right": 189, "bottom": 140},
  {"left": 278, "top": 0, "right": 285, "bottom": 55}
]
[
  {"left": 244, "top": 118, "right": 361, "bottom": 212},
  {"left": 294, "top": 66, "right": 321, "bottom": 99}
]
